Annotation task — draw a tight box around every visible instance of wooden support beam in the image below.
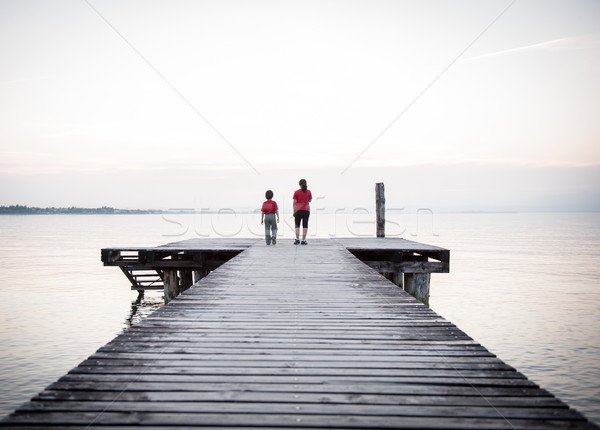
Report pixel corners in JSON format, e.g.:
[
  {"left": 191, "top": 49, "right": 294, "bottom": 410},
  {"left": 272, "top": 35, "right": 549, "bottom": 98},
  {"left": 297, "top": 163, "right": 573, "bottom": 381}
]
[
  {"left": 404, "top": 273, "right": 431, "bottom": 306},
  {"left": 402, "top": 261, "right": 446, "bottom": 273},
  {"left": 101, "top": 249, "right": 123, "bottom": 265},
  {"left": 193, "top": 270, "right": 212, "bottom": 284},
  {"left": 391, "top": 271, "right": 404, "bottom": 289},
  {"left": 179, "top": 270, "right": 193, "bottom": 294},
  {"left": 163, "top": 270, "right": 178, "bottom": 303},
  {"left": 380, "top": 271, "right": 405, "bottom": 289},
  {"left": 119, "top": 266, "right": 139, "bottom": 288},
  {"left": 362, "top": 260, "right": 447, "bottom": 274}
]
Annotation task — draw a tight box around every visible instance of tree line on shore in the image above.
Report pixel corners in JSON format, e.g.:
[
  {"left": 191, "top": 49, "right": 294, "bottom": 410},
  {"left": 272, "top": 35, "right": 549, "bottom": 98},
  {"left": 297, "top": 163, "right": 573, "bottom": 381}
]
[{"left": 0, "top": 205, "right": 163, "bottom": 215}]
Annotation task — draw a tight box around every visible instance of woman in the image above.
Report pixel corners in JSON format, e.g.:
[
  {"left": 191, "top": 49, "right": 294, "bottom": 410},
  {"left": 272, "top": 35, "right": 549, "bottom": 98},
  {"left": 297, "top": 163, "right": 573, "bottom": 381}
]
[{"left": 292, "top": 179, "right": 312, "bottom": 245}]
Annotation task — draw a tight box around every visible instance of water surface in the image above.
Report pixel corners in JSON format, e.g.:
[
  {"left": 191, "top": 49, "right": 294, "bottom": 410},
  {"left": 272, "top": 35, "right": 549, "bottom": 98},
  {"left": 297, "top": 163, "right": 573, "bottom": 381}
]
[{"left": 0, "top": 212, "right": 598, "bottom": 423}]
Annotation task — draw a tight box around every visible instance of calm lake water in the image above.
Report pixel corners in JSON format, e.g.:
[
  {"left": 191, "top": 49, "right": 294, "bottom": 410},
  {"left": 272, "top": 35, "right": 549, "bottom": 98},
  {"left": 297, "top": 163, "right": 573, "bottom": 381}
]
[{"left": 0, "top": 212, "right": 598, "bottom": 423}]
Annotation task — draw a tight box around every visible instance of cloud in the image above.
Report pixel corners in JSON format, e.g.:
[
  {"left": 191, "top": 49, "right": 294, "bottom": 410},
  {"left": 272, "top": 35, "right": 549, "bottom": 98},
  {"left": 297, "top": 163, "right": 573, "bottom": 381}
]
[{"left": 460, "top": 35, "right": 600, "bottom": 63}]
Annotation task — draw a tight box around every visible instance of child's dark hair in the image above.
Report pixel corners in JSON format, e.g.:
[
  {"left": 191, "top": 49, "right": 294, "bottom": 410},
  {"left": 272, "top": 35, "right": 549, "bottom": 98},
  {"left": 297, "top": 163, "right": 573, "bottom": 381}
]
[
  {"left": 265, "top": 190, "right": 274, "bottom": 200},
  {"left": 299, "top": 179, "right": 307, "bottom": 193}
]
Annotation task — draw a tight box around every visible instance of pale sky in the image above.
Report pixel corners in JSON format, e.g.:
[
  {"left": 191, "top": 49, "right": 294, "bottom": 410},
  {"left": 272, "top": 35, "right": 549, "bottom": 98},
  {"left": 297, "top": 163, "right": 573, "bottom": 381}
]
[{"left": 1, "top": 0, "right": 599, "bottom": 212}]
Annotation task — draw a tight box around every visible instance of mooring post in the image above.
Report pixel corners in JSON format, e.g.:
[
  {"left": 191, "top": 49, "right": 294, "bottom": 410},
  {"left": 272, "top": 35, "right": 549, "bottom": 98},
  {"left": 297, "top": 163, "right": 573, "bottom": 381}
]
[{"left": 376, "top": 182, "right": 385, "bottom": 238}]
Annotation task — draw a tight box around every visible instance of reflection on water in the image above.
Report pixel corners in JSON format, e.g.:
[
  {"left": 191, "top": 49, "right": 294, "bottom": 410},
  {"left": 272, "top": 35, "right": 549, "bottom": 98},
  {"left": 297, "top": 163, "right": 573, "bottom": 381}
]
[{"left": 126, "top": 291, "right": 164, "bottom": 328}]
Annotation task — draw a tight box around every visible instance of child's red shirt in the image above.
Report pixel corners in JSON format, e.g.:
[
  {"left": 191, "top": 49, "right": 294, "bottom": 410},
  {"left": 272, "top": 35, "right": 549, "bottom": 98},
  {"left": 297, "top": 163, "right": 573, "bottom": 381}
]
[
  {"left": 293, "top": 189, "right": 312, "bottom": 212},
  {"left": 261, "top": 200, "right": 278, "bottom": 214}
]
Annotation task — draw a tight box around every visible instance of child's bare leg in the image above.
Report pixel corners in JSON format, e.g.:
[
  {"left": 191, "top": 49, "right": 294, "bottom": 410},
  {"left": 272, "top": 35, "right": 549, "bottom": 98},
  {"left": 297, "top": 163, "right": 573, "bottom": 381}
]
[
  {"left": 295, "top": 227, "right": 300, "bottom": 239},
  {"left": 302, "top": 228, "right": 308, "bottom": 240}
]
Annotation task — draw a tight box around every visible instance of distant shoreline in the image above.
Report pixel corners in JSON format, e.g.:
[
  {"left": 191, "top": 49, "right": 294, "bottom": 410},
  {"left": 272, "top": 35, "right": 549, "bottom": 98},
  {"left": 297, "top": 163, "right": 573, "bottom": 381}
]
[
  {"left": 0, "top": 206, "right": 260, "bottom": 215},
  {"left": 1, "top": 205, "right": 597, "bottom": 215},
  {"left": 0, "top": 205, "right": 164, "bottom": 215}
]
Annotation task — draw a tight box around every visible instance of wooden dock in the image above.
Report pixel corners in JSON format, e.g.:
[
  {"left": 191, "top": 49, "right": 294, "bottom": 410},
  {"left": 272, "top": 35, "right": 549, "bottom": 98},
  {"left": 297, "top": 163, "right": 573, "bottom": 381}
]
[
  {"left": 2, "top": 238, "right": 596, "bottom": 429},
  {"left": 99, "top": 237, "right": 450, "bottom": 305}
]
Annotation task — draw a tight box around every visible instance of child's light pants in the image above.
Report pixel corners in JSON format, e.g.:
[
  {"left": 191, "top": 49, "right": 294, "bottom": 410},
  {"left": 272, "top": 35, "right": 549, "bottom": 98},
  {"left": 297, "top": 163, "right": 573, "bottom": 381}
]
[{"left": 264, "top": 213, "right": 277, "bottom": 245}]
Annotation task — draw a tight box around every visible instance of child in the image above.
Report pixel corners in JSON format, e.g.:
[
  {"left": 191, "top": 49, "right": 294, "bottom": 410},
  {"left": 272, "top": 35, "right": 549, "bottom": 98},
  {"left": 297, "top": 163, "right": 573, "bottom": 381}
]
[
  {"left": 293, "top": 178, "right": 312, "bottom": 245},
  {"left": 261, "top": 190, "right": 279, "bottom": 245}
]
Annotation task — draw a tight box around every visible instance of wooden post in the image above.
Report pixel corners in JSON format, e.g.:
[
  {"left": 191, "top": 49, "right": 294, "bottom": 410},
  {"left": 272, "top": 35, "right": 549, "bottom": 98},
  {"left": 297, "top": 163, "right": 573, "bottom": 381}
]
[
  {"left": 163, "top": 270, "right": 178, "bottom": 303},
  {"left": 391, "top": 271, "right": 404, "bottom": 289},
  {"left": 382, "top": 271, "right": 403, "bottom": 289},
  {"left": 376, "top": 182, "right": 385, "bottom": 238},
  {"left": 194, "top": 270, "right": 211, "bottom": 284},
  {"left": 404, "top": 273, "right": 431, "bottom": 306},
  {"left": 179, "top": 270, "right": 193, "bottom": 294}
]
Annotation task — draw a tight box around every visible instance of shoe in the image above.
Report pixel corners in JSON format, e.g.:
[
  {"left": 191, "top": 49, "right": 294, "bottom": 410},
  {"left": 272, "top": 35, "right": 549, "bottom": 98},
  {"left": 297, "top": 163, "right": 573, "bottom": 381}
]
[
  {"left": 301, "top": 240, "right": 307, "bottom": 245},
  {"left": 272, "top": 237, "right": 276, "bottom": 245},
  {"left": 294, "top": 239, "right": 300, "bottom": 245}
]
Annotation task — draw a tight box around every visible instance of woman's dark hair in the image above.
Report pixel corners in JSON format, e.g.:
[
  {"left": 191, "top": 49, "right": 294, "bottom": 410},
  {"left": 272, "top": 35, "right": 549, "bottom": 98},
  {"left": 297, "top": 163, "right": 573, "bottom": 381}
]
[
  {"left": 299, "top": 179, "right": 307, "bottom": 193},
  {"left": 265, "top": 190, "right": 274, "bottom": 200}
]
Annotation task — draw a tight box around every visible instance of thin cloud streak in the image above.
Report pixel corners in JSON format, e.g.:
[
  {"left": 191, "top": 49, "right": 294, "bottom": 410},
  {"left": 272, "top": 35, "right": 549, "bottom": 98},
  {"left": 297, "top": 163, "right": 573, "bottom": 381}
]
[
  {"left": 460, "top": 35, "right": 600, "bottom": 63},
  {"left": 340, "top": 0, "right": 518, "bottom": 175}
]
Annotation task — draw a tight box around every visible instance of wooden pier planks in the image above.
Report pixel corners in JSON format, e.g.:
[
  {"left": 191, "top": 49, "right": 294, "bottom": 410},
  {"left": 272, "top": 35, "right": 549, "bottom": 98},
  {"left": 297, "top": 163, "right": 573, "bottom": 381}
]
[{"left": 2, "top": 239, "right": 597, "bottom": 429}]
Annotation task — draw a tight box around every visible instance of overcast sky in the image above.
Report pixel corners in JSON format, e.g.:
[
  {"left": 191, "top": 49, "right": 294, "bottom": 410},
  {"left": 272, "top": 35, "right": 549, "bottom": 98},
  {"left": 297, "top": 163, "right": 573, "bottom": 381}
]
[{"left": 1, "top": 0, "right": 599, "bottom": 212}]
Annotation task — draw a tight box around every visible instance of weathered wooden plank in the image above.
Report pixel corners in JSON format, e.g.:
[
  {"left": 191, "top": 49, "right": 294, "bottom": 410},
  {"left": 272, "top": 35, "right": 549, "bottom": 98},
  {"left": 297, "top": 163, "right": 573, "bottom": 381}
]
[
  {"left": 54, "top": 373, "right": 537, "bottom": 388},
  {"left": 87, "top": 351, "right": 510, "bottom": 363},
  {"left": 93, "top": 349, "right": 494, "bottom": 358},
  {"left": 78, "top": 357, "right": 516, "bottom": 370},
  {"left": 96, "top": 341, "right": 492, "bottom": 352},
  {"left": 336, "top": 237, "right": 449, "bottom": 252},
  {"left": 67, "top": 366, "right": 526, "bottom": 380},
  {"left": 100, "top": 339, "right": 482, "bottom": 348},
  {"left": 108, "top": 330, "right": 477, "bottom": 340},
  {"left": 16, "top": 400, "right": 585, "bottom": 421},
  {"left": 5, "top": 411, "right": 594, "bottom": 429},
  {"left": 41, "top": 380, "right": 558, "bottom": 397},
  {"left": 33, "top": 389, "right": 564, "bottom": 407},
  {"left": 6, "top": 425, "right": 595, "bottom": 430}
]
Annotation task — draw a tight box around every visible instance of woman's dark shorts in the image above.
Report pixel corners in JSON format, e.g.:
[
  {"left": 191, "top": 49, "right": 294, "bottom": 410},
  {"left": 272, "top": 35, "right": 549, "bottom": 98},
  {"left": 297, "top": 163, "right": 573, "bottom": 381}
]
[{"left": 294, "top": 210, "right": 310, "bottom": 228}]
